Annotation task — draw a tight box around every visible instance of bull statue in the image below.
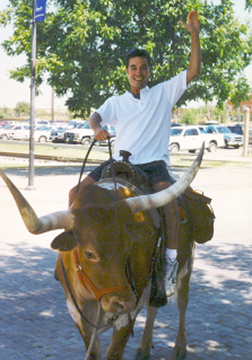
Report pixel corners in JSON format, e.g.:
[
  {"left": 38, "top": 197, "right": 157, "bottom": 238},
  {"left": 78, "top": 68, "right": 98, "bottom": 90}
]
[{"left": 0, "top": 145, "right": 204, "bottom": 360}]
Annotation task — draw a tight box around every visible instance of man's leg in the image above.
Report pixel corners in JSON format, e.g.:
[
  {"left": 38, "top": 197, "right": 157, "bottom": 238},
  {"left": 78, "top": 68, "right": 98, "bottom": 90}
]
[
  {"left": 68, "top": 160, "right": 111, "bottom": 207},
  {"left": 69, "top": 175, "right": 96, "bottom": 207},
  {"left": 153, "top": 181, "right": 180, "bottom": 297}
]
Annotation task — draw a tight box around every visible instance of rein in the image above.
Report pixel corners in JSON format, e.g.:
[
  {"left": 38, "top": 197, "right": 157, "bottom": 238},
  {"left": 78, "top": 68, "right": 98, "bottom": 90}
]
[
  {"left": 75, "top": 138, "right": 97, "bottom": 197},
  {"left": 75, "top": 136, "right": 117, "bottom": 199}
]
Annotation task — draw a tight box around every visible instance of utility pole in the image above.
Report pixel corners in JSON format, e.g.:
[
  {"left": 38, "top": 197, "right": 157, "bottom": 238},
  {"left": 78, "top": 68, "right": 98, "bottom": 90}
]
[
  {"left": 243, "top": 107, "right": 250, "bottom": 157},
  {"left": 52, "top": 87, "right": 55, "bottom": 123},
  {"left": 26, "top": 0, "right": 36, "bottom": 190}
]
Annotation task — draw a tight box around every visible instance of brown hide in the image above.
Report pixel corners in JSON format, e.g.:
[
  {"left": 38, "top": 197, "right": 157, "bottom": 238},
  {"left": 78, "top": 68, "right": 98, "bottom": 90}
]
[{"left": 53, "top": 183, "right": 157, "bottom": 315}]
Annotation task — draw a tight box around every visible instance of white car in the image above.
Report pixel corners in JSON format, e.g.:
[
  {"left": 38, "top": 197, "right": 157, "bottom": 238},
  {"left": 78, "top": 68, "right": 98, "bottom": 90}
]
[
  {"left": 24, "top": 118, "right": 52, "bottom": 127},
  {"left": 169, "top": 125, "right": 225, "bottom": 153},
  {"left": 0, "top": 124, "right": 14, "bottom": 140},
  {"left": 33, "top": 126, "right": 54, "bottom": 142},
  {"left": 10, "top": 123, "right": 30, "bottom": 140},
  {"left": 10, "top": 124, "right": 54, "bottom": 142},
  {"left": 64, "top": 121, "right": 94, "bottom": 145}
]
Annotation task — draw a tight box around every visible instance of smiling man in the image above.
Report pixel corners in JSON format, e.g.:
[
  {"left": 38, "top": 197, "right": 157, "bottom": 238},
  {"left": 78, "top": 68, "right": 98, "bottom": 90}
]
[{"left": 70, "top": 10, "right": 201, "bottom": 298}]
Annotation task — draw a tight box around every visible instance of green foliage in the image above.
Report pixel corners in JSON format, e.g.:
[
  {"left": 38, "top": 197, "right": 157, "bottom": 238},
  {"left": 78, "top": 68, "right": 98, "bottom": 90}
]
[
  {"left": 0, "top": 107, "right": 12, "bottom": 119},
  {"left": 14, "top": 101, "right": 30, "bottom": 117},
  {"left": 245, "top": 0, "right": 252, "bottom": 11},
  {"left": 195, "top": 104, "right": 227, "bottom": 123},
  {"left": 229, "top": 77, "right": 250, "bottom": 108},
  {"left": 1, "top": 0, "right": 252, "bottom": 117},
  {"left": 179, "top": 108, "right": 199, "bottom": 125},
  {"left": 179, "top": 105, "right": 228, "bottom": 124}
]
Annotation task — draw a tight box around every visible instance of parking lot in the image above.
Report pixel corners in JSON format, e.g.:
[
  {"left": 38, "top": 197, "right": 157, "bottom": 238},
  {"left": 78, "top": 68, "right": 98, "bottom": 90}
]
[{"left": 0, "top": 155, "right": 252, "bottom": 359}]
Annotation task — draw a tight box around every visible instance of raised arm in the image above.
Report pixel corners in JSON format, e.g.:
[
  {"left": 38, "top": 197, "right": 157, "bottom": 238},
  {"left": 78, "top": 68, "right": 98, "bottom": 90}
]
[{"left": 180, "top": 11, "right": 201, "bottom": 84}]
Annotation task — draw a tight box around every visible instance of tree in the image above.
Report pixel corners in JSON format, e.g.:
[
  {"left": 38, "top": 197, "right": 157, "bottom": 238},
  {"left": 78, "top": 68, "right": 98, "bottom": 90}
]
[
  {"left": 0, "top": 106, "right": 12, "bottom": 119},
  {"left": 1, "top": 0, "right": 252, "bottom": 117},
  {"left": 245, "top": 0, "right": 252, "bottom": 11},
  {"left": 179, "top": 108, "right": 199, "bottom": 125},
  {"left": 14, "top": 101, "right": 30, "bottom": 117},
  {"left": 229, "top": 77, "right": 250, "bottom": 109}
]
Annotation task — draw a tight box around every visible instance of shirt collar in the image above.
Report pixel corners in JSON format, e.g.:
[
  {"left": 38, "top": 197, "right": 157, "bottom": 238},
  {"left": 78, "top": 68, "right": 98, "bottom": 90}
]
[{"left": 125, "top": 86, "right": 150, "bottom": 100}]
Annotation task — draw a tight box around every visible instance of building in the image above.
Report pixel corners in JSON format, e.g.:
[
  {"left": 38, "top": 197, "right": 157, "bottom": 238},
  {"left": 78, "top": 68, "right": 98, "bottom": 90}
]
[{"left": 226, "top": 94, "right": 252, "bottom": 122}]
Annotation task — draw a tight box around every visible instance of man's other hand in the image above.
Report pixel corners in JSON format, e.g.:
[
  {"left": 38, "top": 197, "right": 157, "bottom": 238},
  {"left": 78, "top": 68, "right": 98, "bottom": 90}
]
[{"left": 179, "top": 10, "right": 200, "bottom": 34}]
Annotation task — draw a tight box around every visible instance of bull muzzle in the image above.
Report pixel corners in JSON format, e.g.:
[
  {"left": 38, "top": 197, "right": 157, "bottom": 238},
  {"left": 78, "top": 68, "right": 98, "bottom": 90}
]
[{"left": 101, "top": 287, "right": 137, "bottom": 314}]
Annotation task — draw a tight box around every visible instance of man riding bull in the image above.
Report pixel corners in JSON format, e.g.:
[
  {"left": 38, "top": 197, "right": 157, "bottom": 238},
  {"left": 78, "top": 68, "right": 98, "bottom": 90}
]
[{"left": 69, "top": 10, "right": 201, "bottom": 297}]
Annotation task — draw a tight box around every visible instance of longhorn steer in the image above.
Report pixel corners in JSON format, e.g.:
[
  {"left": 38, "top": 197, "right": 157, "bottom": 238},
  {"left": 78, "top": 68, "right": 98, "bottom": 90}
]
[{"left": 0, "top": 146, "right": 204, "bottom": 360}]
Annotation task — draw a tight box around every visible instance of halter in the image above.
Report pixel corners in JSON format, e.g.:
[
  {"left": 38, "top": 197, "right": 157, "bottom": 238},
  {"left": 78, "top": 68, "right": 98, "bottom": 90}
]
[{"left": 73, "top": 249, "right": 131, "bottom": 302}]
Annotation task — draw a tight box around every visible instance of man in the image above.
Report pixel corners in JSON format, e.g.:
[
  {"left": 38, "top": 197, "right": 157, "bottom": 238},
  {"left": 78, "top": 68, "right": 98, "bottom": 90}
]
[{"left": 69, "top": 11, "right": 201, "bottom": 296}]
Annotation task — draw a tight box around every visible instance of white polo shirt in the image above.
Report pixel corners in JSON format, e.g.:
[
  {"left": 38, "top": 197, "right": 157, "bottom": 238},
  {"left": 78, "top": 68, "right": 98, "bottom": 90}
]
[{"left": 96, "top": 70, "right": 188, "bottom": 167}]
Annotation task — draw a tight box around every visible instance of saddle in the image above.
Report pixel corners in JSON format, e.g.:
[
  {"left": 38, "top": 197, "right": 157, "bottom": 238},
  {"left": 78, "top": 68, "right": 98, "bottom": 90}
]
[{"left": 101, "top": 150, "right": 215, "bottom": 244}]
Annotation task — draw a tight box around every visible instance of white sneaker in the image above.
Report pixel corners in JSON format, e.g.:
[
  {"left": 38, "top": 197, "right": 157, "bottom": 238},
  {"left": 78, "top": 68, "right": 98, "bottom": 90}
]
[{"left": 165, "top": 257, "right": 178, "bottom": 297}]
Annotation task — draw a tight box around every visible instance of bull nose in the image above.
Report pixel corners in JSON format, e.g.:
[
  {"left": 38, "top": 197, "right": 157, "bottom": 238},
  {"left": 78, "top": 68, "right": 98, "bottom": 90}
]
[
  {"left": 103, "top": 292, "right": 136, "bottom": 313},
  {"left": 111, "top": 298, "right": 135, "bottom": 312}
]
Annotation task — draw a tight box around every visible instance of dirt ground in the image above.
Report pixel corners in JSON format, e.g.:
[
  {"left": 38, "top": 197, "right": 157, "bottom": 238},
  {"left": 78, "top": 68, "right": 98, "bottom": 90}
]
[{"left": 0, "top": 162, "right": 252, "bottom": 359}]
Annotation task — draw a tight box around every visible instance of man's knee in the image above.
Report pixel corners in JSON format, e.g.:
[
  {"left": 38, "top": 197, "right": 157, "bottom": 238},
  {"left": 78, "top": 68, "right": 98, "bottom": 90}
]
[
  {"left": 68, "top": 175, "right": 96, "bottom": 207},
  {"left": 153, "top": 181, "right": 171, "bottom": 192}
]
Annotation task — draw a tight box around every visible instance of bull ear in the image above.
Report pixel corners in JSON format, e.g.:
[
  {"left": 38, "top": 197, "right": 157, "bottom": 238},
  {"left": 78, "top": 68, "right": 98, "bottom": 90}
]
[{"left": 51, "top": 230, "right": 77, "bottom": 251}]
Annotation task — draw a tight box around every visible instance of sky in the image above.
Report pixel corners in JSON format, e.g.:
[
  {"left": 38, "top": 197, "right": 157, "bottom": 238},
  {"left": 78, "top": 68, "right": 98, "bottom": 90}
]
[{"left": 0, "top": 0, "right": 252, "bottom": 110}]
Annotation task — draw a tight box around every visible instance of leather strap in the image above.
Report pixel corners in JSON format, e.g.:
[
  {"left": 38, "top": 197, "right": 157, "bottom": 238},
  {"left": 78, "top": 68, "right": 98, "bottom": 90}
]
[{"left": 73, "top": 249, "right": 130, "bottom": 301}]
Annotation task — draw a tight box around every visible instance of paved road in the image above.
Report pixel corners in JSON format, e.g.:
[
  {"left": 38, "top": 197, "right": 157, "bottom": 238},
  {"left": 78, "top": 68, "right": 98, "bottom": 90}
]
[{"left": 0, "top": 162, "right": 252, "bottom": 359}]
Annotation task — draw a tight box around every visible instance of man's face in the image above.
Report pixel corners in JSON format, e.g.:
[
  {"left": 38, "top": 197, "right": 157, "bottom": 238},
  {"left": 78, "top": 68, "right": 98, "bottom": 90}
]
[{"left": 125, "top": 56, "right": 150, "bottom": 96}]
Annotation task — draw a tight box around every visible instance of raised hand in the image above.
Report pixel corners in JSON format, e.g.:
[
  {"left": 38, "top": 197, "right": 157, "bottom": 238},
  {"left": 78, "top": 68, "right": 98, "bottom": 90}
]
[{"left": 179, "top": 11, "right": 200, "bottom": 34}]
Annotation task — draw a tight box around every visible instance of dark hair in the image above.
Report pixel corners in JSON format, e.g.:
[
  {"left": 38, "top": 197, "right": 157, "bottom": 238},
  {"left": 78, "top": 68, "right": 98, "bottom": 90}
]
[{"left": 125, "top": 48, "right": 151, "bottom": 68}]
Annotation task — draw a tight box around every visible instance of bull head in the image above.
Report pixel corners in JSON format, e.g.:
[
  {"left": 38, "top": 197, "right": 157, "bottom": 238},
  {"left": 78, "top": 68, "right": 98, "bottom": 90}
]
[{"left": 0, "top": 144, "right": 204, "bottom": 235}]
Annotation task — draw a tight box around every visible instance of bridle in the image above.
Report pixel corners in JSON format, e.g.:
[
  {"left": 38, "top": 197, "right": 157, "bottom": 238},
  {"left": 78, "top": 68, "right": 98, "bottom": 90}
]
[
  {"left": 73, "top": 249, "right": 131, "bottom": 302},
  {"left": 61, "top": 258, "right": 120, "bottom": 329}
]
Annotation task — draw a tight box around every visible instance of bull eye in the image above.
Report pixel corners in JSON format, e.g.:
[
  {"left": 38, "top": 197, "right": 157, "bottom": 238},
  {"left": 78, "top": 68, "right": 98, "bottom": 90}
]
[{"left": 85, "top": 251, "right": 95, "bottom": 259}]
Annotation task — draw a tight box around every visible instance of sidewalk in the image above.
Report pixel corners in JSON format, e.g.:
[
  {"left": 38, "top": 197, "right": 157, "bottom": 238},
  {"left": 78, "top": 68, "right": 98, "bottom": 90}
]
[{"left": 1, "top": 165, "right": 252, "bottom": 359}]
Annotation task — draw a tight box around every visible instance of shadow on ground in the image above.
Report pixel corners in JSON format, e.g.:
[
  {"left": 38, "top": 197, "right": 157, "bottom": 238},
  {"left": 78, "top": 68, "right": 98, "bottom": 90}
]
[
  {"left": 2, "top": 164, "right": 189, "bottom": 178},
  {"left": 2, "top": 165, "right": 97, "bottom": 178},
  {"left": 1, "top": 241, "right": 251, "bottom": 359}
]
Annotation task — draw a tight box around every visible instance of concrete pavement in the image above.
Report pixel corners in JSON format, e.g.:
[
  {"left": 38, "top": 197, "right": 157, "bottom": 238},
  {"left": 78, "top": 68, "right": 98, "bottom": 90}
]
[{"left": 0, "top": 163, "right": 252, "bottom": 359}]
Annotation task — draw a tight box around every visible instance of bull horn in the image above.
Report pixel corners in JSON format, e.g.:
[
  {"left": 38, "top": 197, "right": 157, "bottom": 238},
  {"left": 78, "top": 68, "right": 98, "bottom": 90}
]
[
  {"left": 125, "top": 142, "right": 204, "bottom": 214},
  {"left": 0, "top": 169, "right": 74, "bottom": 234}
]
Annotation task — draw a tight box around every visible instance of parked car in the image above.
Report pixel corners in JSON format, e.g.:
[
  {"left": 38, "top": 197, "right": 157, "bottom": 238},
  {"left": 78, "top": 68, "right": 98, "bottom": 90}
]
[
  {"left": 0, "top": 124, "right": 15, "bottom": 140},
  {"left": 24, "top": 118, "right": 52, "bottom": 126},
  {"left": 1, "top": 120, "right": 19, "bottom": 126},
  {"left": 10, "top": 123, "right": 30, "bottom": 140},
  {"left": 228, "top": 124, "right": 252, "bottom": 145},
  {"left": 67, "top": 120, "right": 85, "bottom": 129},
  {"left": 10, "top": 124, "right": 55, "bottom": 142},
  {"left": 205, "top": 125, "right": 243, "bottom": 148},
  {"left": 50, "top": 126, "right": 69, "bottom": 143},
  {"left": 33, "top": 126, "right": 54, "bottom": 142},
  {"left": 169, "top": 125, "right": 225, "bottom": 153},
  {"left": 228, "top": 124, "right": 244, "bottom": 135},
  {"left": 171, "top": 123, "right": 182, "bottom": 127},
  {"left": 64, "top": 121, "right": 94, "bottom": 145}
]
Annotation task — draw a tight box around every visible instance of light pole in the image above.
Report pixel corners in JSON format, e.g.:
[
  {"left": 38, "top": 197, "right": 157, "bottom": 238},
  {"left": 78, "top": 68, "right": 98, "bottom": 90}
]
[
  {"left": 242, "top": 107, "right": 250, "bottom": 157},
  {"left": 26, "top": 0, "right": 36, "bottom": 190}
]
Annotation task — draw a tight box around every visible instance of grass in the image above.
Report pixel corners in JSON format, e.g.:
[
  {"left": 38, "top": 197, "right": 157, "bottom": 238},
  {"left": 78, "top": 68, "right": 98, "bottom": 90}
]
[
  {"left": 0, "top": 142, "right": 110, "bottom": 162},
  {"left": 1, "top": 141, "right": 252, "bottom": 169}
]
